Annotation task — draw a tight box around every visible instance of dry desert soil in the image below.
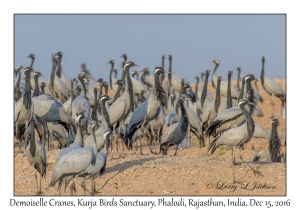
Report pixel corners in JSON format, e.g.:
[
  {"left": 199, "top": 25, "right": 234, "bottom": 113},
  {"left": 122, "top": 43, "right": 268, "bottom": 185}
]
[{"left": 14, "top": 79, "right": 286, "bottom": 196}]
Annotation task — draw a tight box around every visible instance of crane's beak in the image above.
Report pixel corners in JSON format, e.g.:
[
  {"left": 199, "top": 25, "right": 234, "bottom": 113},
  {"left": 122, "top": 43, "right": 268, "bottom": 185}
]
[{"left": 134, "top": 64, "right": 140, "bottom": 67}]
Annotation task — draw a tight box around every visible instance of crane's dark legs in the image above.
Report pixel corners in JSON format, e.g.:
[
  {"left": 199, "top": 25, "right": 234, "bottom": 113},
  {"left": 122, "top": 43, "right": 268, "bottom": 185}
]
[
  {"left": 91, "top": 178, "right": 96, "bottom": 196},
  {"left": 57, "top": 180, "right": 63, "bottom": 195},
  {"left": 34, "top": 172, "right": 39, "bottom": 194},
  {"left": 174, "top": 145, "right": 178, "bottom": 156},
  {"left": 140, "top": 137, "right": 143, "bottom": 155}
]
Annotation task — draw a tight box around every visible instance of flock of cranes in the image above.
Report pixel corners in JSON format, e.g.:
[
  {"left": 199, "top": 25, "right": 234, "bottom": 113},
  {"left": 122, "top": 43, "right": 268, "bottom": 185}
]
[{"left": 14, "top": 52, "right": 286, "bottom": 195}]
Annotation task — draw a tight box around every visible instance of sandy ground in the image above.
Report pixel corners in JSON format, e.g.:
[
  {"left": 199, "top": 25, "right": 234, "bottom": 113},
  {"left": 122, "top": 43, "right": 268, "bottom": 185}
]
[{"left": 14, "top": 79, "right": 286, "bottom": 196}]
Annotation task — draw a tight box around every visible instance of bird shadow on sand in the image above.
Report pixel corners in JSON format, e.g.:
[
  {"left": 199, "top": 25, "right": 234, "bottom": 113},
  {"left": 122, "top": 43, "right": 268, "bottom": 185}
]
[{"left": 97, "top": 155, "right": 164, "bottom": 192}]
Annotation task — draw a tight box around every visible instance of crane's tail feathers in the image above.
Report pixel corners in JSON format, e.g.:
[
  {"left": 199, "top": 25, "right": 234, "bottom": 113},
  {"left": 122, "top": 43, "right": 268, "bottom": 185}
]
[{"left": 207, "top": 137, "right": 219, "bottom": 154}]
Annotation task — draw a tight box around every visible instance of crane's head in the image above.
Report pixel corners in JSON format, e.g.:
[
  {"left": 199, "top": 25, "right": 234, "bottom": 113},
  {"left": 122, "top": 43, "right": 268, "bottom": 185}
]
[
  {"left": 103, "top": 130, "right": 113, "bottom": 144},
  {"left": 73, "top": 85, "right": 82, "bottom": 91},
  {"left": 131, "top": 71, "right": 139, "bottom": 77},
  {"left": 114, "top": 79, "right": 124, "bottom": 87},
  {"left": 75, "top": 112, "right": 85, "bottom": 124},
  {"left": 195, "top": 76, "right": 200, "bottom": 81},
  {"left": 162, "top": 54, "right": 166, "bottom": 58},
  {"left": 140, "top": 68, "right": 149, "bottom": 75},
  {"left": 169, "top": 92, "right": 175, "bottom": 100},
  {"left": 90, "top": 120, "right": 98, "bottom": 130},
  {"left": 95, "top": 78, "right": 102, "bottom": 84},
  {"left": 209, "top": 59, "right": 220, "bottom": 65},
  {"left": 27, "top": 54, "right": 35, "bottom": 59},
  {"left": 55, "top": 52, "right": 63, "bottom": 57},
  {"left": 217, "top": 76, "right": 222, "bottom": 81},
  {"left": 236, "top": 67, "right": 241, "bottom": 72},
  {"left": 123, "top": 61, "right": 139, "bottom": 69},
  {"left": 99, "top": 94, "right": 110, "bottom": 103},
  {"left": 238, "top": 98, "right": 255, "bottom": 108},
  {"left": 228, "top": 71, "right": 233, "bottom": 77},
  {"left": 271, "top": 118, "right": 280, "bottom": 126},
  {"left": 261, "top": 56, "right": 265, "bottom": 62},
  {"left": 78, "top": 72, "right": 92, "bottom": 83},
  {"left": 16, "top": 65, "right": 24, "bottom": 71},
  {"left": 23, "top": 67, "right": 37, "bottom": 78},
  {"left": 40, "top": 82, "right": 46, "bottom": 88},
  {"left": 120, "top": 54, "right": 127, "bottom": 60},
  {"left": 33, "top": 71, "right": 44, "bottom": 79},
  {"left": 168, "top": 55, "right": 172, "bottom": 60},
  {"left": 154, "top": 66, "right": 166, "bottom": 75},
  {"left": 244, "top": 74, "right": 255, "bottom": 82},
  {"left": 107, "top": 60, "right": 114, "bottom": 65},
  {"left": 93, "top": 87, "right": 98, "bottom": 94}
]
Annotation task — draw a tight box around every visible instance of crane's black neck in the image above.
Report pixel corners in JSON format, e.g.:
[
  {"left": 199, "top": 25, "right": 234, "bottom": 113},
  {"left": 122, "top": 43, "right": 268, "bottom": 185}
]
[
  {"left": 100, "top": 99, "right": 111, "bottom": 127},
  {"left": 109, "top": 62, "right": 114, "bottom": 89},
  {"left": 175, "top": 81, "right": 184, "bottom": 113},
  {"left": 41, "top": 85, "right": 45, "bottom": 94},
  {"left": 29, "top": 120, "right": 36, "bottom": 157},
  {"left": 124, "top": 65, "right": 134, "bottom": 112},
  {"left": 56, "top": 56, "right": 62, "bottom": 78},
  {"left": 113, "top": 83, "right": 122, "bottom": 101},
  {"left": 215, "top": 79, "right": 221, "bottom": 113},
  {"left": 168, "top": 57, "right": 172, "bottom": 87},
  {"left": 237, "top": 69, "right": 242, "bottom": 91},
  {"left": 260, "top": 60, "right": 265, "bottom": 85},
  {"left": 154, "top": 72, "right": 167, "bottom": 107},
  {"left": 160, "top": 56, "right": 165, "bottom": 84},
  {"left": 50, "top": 59, "right": 57, "bottom": 89},
  {"left": 245, "top": 79, "right": 255, "bottom": 115},
  {"left": 32, "top": 75, "right": 40, "bottom": 97},
  {"left": 240, "top": 103, "right": 255, "bottom": 138},
  {"left": 23, "top": 75, "right": 32, "bottom": 110},
  {"left": 179, "top": 99, "right": 189, "bottom": 133},
  {"left": 141, "top": 71, "right": 152, "bottom": 89},
  {"left": 79, "top": 77, "right": 88, "bottom": 99},
  {"left": 92, "top": 90, "right": 98, "bottom": 121},
  {"left": 227, "top": 74, "right": 232, "bottom": 109},
  {"left": 30, "top": 57, "right": 35, "bottom": 68},
  {"left": 194, "top": 77, "right": 199, "bottom": 101},
  {"left": 212, "top": 63, "right": 219, "bottom": 89},
  {"left": 238, "top": 77, "right": 245, "bottom": 102},
  {"left": 201, "top": 73, "right": 209, "bottom": 108}
]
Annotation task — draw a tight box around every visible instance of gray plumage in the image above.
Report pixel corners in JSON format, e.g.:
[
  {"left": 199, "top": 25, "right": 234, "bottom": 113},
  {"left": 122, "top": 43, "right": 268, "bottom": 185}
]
[
  {"left": 72, "top": 72, "right": 92, "bottom": 132},
  {"left": 125, "top": 66, "right": 167, "bottom": 147},
  {"left": 140, "top": 68, "right": 154, "bottom": 90},
  {"left": 25, "top": 117, "right": 47, "bottom": 195},
  {"left": 206, "top": 74, "right": 256, "bottom": 137},
  {"left": 218, "top": 71, "right": 237, "bottom": 113},
  {"left": 160, "top": 95, "right": 190, "bottom": 155},
  {"left": 253, "top": 122, "right": 270, "bottom": 140},
  {"left": 54, "top": 113, "right": 84, "bottom": 164},
  {"left": 56, "top": 52, "right": 72, "bottom": 95},
  {"left": 207, "top": 99, "right": 255, "bottom": 165},
  {"left": 210, "top": 59, "right": 240, "bottom": 99},
  {"left": 50, "top": 121, "right": 98, "bottom": 195},
  {"left": 107, "top": 61, "right": 139, "bottom": 128},
  {"left": 168, "top": 55, "right": 182, "bottom": 93},
  {"left": 79, "top": 130, "right": 111, "bottom": 195},
  {"left": 260, "top": 56, "right": 286, "bottom": 117},
  {"left": 196, "top": 70, "right": 212, "bottom": 119}
]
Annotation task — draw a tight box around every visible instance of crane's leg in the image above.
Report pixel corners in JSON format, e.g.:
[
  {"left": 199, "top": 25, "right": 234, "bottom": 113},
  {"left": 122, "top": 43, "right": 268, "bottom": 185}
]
[
  {"left": 232, "top": 146, "right": 237, "bottom": 166},
  {"left": 81, "top": 180, "right": 86, "bottom": 195},
  {"left": 34, "top": 172, "right": 39, "bottom": 195},
  {"left": 92, "top": 178, "right": 96, "bottom": 196},
  {"left": 174, "top": 145, "right": 178, "bottom": 156},
  {"left": 70, "top": 178, "right": 76, "bottom": 196},
  {"left": 140, "top": 137, "right": 143, "bottom": 155},
  {"left": 271, "top": 93, "right": 275, "bottom": 118},
  {"left": 57, "top": 180, "right": 63, "bottom": 195},
  {"left": 39, "top": 174, "right": 42, "bottom": 195}
]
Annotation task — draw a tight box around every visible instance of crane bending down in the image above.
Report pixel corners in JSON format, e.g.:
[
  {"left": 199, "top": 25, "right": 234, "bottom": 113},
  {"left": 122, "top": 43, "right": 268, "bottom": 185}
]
[
  {"left": 160, "top": 94, "right": 190, "bottom": 155},
  {"left": 207, "top": 99, "right": 255, "bottom": 165}
]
